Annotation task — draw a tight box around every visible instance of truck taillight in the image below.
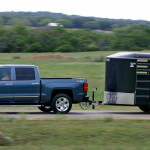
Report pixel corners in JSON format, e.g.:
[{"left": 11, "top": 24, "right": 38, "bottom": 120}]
[{"left": 83, "top": 83, "right": 88, "bottom": 92}]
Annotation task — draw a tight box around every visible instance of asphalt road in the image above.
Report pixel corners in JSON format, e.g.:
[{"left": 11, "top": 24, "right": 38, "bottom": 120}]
[{"left": 0, "top": 110, "right": 150, "bottom": 120}]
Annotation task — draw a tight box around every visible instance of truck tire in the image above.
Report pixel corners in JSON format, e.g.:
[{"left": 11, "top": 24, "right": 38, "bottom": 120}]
[
  {"left": 38, "top": 105, "right": 53, "bottom": 112},
  {"left": 139, "top": 106, "right": 150, "bottom": 112},
  {"left": 52, "top": 93, "right": 72, "bottom": 114}
]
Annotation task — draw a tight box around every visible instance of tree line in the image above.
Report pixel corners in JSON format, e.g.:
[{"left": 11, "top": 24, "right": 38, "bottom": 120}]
[
  {"left": 0, "top": 11, "right": 150, "bottom": 31},
  {"left": 0, "top": 25, "right": 149, "bottom": 53}
]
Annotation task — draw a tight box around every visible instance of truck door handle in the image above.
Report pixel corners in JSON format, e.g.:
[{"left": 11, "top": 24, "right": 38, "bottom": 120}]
[
  {"left": 32, "top": 83, "right": 39, "bottom": 85},
  {"left": 5, "top": 83, "right": 13, "bottom": 86}
]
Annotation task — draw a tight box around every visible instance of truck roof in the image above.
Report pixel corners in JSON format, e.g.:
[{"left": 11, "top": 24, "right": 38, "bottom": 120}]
[{"left": 0, "top": 64, "right": 36, "bottom": 67}]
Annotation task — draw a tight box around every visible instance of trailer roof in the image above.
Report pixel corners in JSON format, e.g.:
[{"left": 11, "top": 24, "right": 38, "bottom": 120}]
[{"left": 107, "top": 52, "right": 150, "bottom": 59}]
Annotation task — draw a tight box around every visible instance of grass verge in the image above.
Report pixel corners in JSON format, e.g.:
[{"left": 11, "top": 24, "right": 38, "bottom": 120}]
[{"left": 0, "top": 119, "right": 150, "bottom": 149}]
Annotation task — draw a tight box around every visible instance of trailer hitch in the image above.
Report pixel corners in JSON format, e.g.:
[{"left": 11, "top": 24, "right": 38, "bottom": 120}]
[
  {"left": 91, "top": 88, "right": 103, "bottom": 109},
  {"left": 79, "top": 88, "right": 103, "bottom": 110}
]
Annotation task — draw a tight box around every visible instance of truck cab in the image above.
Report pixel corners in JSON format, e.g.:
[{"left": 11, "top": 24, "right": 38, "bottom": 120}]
[{"left": 0, "top": 65, "right": 40, "bottom": 104}]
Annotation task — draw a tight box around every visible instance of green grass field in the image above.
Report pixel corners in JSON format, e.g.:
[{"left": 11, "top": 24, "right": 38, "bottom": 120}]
[
  {"left": 0, "top": 50, "right": 147, "bottom": 111},
  {"left": 1, "top": 119, "right": 150, "bottom": 149},
  {"left": 0, "top": 51, "right": 150, "bottom": 150}
]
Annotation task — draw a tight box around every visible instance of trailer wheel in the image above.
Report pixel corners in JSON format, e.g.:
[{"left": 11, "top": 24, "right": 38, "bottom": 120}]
[
  {"left": 139, "top": 106, "right": 150, "bottom": 112},
  {"left": 38, "top": 105, "right": 53, "bottom": 112},
  {"left": 52, "top": 93, "right": 72, "bottom": 114}
]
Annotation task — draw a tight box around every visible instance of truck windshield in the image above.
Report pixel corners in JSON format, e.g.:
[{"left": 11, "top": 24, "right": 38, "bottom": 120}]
[{"left": 15, "top": 68, "right": 35, "bottom": 80}]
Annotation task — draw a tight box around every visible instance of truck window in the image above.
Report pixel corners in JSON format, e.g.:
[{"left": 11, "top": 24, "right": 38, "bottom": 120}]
[
  {"left": 15, "top": 68, "right": 35, "bottom": 80},
  {"left": 0, "top": 68, "right": 11, "bottom": 81}
]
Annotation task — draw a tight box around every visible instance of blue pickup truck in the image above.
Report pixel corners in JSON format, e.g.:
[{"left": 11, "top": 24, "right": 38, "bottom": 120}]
[{"left": 0, "top": 65, "right": 89, "bottom": 113}]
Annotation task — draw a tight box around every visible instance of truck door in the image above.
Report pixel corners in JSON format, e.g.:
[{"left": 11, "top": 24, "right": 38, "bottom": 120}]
[
  {"left": 13, "top": 67, "right": 40, "bottom": 104},
  {"left": 0, "top": 67, "right": 13, "bottom": 103}
]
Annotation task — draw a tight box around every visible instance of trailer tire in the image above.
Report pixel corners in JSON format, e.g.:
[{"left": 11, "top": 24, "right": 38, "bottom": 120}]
[
  {"left": 38, "top": 105, "right": 53, "bottom": 112},
  {"left": 139, "top": 106, "right": 150, "bottom": 112},
  {"left": 52, "top": 93, "right": 72, "bottom": 114}
]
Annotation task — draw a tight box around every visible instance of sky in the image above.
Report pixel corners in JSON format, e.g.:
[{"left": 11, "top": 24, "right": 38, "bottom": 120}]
[{"left": 0, "top": 0, "right": 150, "bottom": 21}]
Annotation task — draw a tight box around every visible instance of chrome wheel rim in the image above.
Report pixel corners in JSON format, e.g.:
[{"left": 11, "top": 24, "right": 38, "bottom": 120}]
[{"left": 56, "top": 97, "right": 70, "bottom": 112}]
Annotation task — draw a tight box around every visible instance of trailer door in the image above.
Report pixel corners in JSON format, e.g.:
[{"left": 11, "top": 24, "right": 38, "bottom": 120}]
[{"left": 136, "top": 59, "right": 150, "bottom": 106}]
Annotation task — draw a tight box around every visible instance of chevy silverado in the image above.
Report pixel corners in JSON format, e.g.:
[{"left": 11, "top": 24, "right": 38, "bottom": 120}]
[{"left": 0, "top": 65, "right": 89, "bottom": 113}]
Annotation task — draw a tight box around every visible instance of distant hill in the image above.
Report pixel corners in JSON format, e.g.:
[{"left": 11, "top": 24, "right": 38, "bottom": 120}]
[{"left": 0, "top": 11, "right": 150, "bottom": 30}]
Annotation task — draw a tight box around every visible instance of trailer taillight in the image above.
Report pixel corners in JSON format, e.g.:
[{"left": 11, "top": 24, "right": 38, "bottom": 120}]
[
  {"left": 134, "top": 91, "right": 136, "bottom": 94},
  {"left": 83, "top": 83, "right": 88, "bottom": 92}
]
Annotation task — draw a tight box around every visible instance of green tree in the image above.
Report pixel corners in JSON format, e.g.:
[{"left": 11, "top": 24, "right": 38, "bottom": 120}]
[
  {"left": 0, "top": 17, "right": 4, "bottom": 26},
  {"left": 39, "top": 18, "right": 51, "bottom": 26},
  {"left": 83, "top": 21, "right": 99, "bottom": 29},
  {"left": 111, "top": 25, "right": 150, "bottom": 50},
  {"left": 56, "top": 19, "right": 73, "bottom": 28},
  {"left": 8, "top": 18, "right": 31, "bottom": 26}
]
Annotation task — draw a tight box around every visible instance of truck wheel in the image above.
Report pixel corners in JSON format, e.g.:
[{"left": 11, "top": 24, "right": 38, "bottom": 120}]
[
  {"left": 52, "top": 94, "right": 72, "bottom": 114},
  {"left": 139, "top": 106, "right": 150, "bottom": 112},
  {"left": 38, "top": 105, "right": 53, "bottom": 112}
]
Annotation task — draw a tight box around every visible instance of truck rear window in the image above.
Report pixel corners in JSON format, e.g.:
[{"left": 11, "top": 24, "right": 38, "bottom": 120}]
[{"left": 15, "top": 68, "right": 35, "bottom": 80}]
